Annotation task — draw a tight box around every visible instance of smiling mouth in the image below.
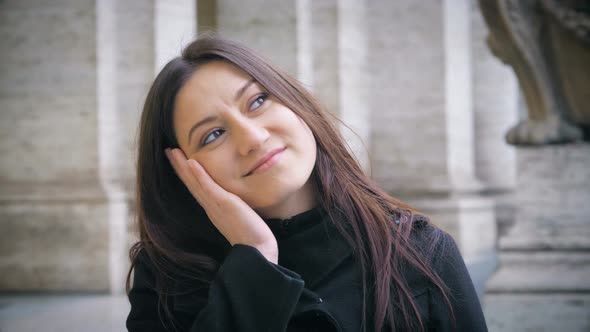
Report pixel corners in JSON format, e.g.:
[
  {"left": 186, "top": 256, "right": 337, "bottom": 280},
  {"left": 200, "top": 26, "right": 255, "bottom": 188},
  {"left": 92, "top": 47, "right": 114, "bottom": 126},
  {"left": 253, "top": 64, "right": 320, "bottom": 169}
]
[{"left": 245, "top": 147, "right": 286, "bottom": 177}]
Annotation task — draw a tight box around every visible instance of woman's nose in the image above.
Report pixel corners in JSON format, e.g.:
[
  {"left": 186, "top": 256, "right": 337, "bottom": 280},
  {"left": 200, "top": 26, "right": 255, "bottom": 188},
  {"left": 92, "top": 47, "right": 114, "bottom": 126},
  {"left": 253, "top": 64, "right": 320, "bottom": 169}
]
[{"left": 234, "top": 118, "right": 270, "bottom": 156}]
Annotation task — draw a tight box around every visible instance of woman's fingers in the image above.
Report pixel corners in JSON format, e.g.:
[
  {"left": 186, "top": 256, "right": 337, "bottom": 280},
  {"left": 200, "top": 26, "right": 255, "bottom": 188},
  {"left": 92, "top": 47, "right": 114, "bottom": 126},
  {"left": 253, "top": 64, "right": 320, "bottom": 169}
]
[
  {"left": 165, "top": 148, "right": 205, "bottom": 201},
  {"left": 165, "top": 149, "right": 189, "bottom": 184},
  {"left": 165, "top": 148, "right": 225, "bottom": 205}
]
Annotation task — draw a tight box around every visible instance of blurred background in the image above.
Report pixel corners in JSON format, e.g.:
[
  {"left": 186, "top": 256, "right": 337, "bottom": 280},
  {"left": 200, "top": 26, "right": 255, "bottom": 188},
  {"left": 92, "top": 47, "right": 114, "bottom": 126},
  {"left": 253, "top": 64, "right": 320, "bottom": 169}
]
[{"left": 1, "top": 0, "right": 589, "bottom": 331}]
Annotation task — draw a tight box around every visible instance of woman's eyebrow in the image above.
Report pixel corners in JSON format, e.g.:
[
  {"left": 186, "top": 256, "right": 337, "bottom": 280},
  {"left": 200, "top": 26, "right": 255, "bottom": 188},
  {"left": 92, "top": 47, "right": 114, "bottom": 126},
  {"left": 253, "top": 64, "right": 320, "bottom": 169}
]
[
  {"left": 234, "top": 78, "right": 256, "bottom": 102},
  {"left": 188, "top": 115, "right": 217, "bottom": 145}
]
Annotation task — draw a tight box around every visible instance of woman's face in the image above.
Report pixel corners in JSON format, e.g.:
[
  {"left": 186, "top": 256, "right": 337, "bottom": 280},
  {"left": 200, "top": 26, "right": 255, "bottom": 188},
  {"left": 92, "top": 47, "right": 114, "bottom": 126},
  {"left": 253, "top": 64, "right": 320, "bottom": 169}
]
[{"left": 172, "top": 60, "right": 318, "bottom": 218}]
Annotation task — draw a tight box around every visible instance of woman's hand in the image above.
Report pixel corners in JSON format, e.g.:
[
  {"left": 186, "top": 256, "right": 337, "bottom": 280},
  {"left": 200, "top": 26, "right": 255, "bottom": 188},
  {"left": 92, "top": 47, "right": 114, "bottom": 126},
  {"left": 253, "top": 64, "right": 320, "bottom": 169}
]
[{"left": 165, "top": 148, "right": 278, "bottom": 264}]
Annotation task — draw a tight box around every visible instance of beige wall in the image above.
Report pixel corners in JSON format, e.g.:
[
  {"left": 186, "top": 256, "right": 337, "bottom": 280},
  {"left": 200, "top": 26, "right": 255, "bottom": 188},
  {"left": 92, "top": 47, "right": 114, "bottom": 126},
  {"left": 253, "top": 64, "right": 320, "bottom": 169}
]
[{"left": 0, "top": 0, "right": 512, "bottom": 295}]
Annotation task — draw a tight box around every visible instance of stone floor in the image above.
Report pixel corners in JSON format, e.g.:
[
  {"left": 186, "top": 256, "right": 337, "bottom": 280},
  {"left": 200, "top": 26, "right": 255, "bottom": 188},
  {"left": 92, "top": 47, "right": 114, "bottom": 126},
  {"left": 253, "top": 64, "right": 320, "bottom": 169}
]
[{"left": 0, "top": 294, "right": 129, "bottom": 332}]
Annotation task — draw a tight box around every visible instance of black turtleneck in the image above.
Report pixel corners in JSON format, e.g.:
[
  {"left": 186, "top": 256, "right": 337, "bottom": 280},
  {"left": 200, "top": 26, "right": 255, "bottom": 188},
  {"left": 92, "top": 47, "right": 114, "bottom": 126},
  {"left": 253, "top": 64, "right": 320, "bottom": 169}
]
[{"left": 264, "top": 206, "right": 325, "bottom": 239}]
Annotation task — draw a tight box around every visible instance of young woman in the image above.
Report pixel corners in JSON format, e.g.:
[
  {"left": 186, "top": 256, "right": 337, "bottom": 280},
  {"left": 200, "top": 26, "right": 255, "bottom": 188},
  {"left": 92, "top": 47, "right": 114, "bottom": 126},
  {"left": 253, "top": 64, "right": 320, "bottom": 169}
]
[{"left": 126, "top": 35, "right": 488, "bottom": 332}]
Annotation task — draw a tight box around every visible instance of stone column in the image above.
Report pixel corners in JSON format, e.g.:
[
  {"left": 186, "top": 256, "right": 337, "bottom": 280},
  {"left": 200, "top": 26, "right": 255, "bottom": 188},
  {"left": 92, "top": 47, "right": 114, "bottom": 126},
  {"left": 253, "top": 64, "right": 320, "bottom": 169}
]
[
  {"left": 0, "top": 0, "right": 111, "bottom": 292},
  {"left": 367, "top": 0, "right": 496, "bottom": 290},
  {"left": 337, "top": 0, "right": 370, "bottom": 172},
  {"left": 216, "top": 0, "right": 303, "bottom": 80},
  {"left": 155, "top": 0, "right": 197, "bottom": 71},
  {"left": 0, "top": 0, "right": 195, "bottom": 293},
  {"left": 471, "top": 0, "right": 518, "bottom": 240},
  {"left": 309, "top": 0, "right": 338, "bottom": 112},
  {"left": 309, "top": 0, "right": 370, "bottom": 171}
]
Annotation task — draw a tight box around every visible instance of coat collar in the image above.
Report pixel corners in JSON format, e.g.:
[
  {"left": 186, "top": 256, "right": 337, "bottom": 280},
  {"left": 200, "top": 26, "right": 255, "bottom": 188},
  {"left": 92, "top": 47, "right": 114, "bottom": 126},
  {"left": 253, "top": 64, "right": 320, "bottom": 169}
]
[{"left": 265, "top": 207, "right": 354, "bottom": 289}]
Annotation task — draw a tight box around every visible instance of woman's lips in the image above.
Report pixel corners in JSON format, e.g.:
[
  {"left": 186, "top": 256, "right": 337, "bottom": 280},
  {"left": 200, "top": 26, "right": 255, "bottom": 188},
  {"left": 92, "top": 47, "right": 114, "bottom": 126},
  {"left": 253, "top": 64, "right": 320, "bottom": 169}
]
[{"left": 246, "top": 147, "right": 286, "bottom": 176}]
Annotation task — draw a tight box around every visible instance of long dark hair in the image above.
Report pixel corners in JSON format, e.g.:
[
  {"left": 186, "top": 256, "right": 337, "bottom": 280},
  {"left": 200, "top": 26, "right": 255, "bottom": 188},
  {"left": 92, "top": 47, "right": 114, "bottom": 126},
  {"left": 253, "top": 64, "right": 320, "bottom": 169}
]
[{"left": 126, "top": 35, "right": 455, "bottom": 331}]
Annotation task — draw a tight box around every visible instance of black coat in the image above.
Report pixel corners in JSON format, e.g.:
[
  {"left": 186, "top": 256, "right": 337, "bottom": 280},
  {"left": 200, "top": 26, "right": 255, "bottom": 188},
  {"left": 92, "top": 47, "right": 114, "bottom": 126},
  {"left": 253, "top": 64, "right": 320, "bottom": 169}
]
[{"left": 126, "top": 208, "right": 488, "bottom": 331}]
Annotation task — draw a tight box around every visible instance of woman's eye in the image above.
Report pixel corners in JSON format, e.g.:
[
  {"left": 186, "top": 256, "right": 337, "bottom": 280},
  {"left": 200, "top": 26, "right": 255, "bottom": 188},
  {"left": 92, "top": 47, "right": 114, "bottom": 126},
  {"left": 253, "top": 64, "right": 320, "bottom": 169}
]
[
  {"left": 249, "top": 93, "right": 268, "bottom": 111},
  {"left": 202, "top": 129, "right": 225, "bottom": 146}
]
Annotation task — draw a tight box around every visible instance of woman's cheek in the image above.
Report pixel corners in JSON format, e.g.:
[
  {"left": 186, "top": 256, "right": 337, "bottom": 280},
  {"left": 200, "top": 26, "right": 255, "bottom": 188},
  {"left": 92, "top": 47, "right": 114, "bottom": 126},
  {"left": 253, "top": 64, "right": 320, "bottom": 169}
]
[
  {"left": 202, "top": 163, "right": 224, "bottom": 186},
  {"left": 206, "top": 166, "right": 242, "bottom": 197}
]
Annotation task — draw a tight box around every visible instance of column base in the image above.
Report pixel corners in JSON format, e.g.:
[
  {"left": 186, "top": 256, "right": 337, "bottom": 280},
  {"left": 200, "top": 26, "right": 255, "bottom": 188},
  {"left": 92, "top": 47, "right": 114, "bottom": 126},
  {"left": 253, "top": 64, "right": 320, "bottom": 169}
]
[
  {"left": 0, "top": 183, "right": 117, "bottom": 292},
  {"left": 483, "top": 143, "right": 590, "bottom": 331},
  {"left": 484, "top": 294, "right": 590, "bottom": 332}
]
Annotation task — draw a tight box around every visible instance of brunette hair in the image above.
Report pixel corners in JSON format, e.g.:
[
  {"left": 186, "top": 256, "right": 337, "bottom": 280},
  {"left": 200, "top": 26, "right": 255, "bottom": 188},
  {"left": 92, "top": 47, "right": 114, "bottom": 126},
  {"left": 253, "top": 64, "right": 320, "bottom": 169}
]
[{"left": 126, "top": 34, "right": 455, "bottom": 331}]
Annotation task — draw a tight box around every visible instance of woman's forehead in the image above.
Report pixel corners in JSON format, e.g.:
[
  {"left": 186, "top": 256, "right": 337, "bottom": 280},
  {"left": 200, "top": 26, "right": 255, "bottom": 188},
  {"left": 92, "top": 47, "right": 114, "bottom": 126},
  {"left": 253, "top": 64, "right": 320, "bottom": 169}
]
[
  {"left": 177, "top": 61, "right": 255, "bottom": 107},
  {"left": 194, "top": 61, "right": 253, "bottom": 88}
]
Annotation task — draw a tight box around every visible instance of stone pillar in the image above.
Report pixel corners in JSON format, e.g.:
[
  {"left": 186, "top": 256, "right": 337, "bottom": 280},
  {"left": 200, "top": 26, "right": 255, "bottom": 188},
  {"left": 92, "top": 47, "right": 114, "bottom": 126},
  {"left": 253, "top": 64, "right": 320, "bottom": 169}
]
[
  {"left": 337, "top": 0, "right": 370, "bottom": 172},
  {"left": 484, "top": 144, "right": 590, "bottom": 331},
  {"left": 309, "top": 0, "right": 370, "bottom": 171},
  {"left": 0, "top": 0, "right": 110, "bottom": 292},
  {"left": 310, "top": 0, "right": 338, "bottom": 111},
  {"left": 216, "top": 0, "right": 303, "bottom": 80},
  {"left": 471, "top": 0, "right": 518, "bottom": 239},
  {"left": 155, "top": 0, "right": 197, "bottom": 71},
  {"left": 367, "top": 0, "right": 496, "bottom": 290},
  {"left": 0, "top": 0, "right": 195, "bottom": 293}
]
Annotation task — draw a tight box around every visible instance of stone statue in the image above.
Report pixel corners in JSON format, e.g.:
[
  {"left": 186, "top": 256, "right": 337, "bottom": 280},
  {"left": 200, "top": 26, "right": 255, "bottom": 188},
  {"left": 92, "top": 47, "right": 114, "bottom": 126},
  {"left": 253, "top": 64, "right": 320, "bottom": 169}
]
[{"left": 479, "top": 0, "right": 590, "bottom": 145}]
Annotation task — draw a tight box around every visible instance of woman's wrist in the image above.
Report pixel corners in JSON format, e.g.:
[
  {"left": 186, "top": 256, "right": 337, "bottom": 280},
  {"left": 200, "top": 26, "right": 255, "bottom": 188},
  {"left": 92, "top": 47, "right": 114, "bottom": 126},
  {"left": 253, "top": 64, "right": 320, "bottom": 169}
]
[{"left": 254, "top": 243, "right": 279, "bottom": 264}]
